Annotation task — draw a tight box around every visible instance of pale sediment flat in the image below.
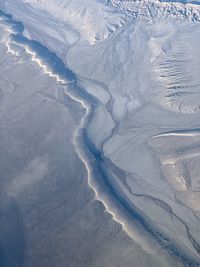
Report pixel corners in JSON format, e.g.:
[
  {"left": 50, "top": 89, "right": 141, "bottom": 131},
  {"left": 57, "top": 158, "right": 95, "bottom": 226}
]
[
  {"left": 1, "top": 0, "right": 200, "bottom": 266},
  {"left": 0, "top": 12, "right": 174, "bottom": 267},
  {"left": 0, "top": 6, "right": 178, "bottom": 267}
]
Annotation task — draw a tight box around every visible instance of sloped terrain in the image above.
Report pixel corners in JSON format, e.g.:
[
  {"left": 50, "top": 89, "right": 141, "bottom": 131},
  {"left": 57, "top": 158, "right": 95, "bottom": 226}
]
[
  {"left": 1, "top": 0, "right": 200, "bottom": 267},
  {"left": 19, "top": 0, "right": 126, "bottom": 44}
]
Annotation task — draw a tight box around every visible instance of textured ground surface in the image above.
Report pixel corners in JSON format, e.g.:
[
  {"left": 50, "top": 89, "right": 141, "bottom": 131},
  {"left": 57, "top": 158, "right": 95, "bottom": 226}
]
[{"left": 0, "top": 0, "right": 200, "bottom": 266}]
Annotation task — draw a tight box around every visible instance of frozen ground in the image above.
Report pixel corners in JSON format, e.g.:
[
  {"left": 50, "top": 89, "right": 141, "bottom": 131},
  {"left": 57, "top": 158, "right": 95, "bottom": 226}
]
[{"left": 1, "top": 0, "right": 200, "bottom": 266}]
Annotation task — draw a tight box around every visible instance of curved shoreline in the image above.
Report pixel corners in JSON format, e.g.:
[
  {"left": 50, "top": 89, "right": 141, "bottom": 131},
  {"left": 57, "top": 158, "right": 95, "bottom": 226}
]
[{"left": 0, "top": 9, "right": 199, "bottom": 266}]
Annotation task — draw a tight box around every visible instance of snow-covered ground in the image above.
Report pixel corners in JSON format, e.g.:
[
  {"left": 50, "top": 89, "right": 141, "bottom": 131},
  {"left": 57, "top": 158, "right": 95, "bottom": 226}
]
[{"left": 1, "top": 0, "right": 200, "bottom": 266}]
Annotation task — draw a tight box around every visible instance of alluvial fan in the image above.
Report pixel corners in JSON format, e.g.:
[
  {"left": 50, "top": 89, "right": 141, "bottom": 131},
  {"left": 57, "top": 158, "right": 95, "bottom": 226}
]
[{"left": 0, "top": 0, "right": 200, "bottom": 267}]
